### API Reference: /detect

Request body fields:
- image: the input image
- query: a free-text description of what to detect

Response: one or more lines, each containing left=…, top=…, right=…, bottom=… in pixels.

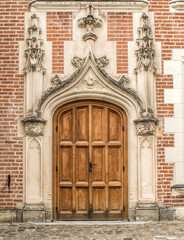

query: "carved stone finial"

left=78, top=4, right=102, bottom=41
left=119, top=75, right=129, bottom=88
left=135, top=13, right=156, bottom=73
left=22, top=116, right=46, bottom=137
left=71, top=56, right=85, bottom=68
left=24, top=14, right=45, bottom=74
left=96, top=56, right=109, bottom=68
left=134, top=114, right=158, bottom=136
left=51, top=75, right=62, bottom=86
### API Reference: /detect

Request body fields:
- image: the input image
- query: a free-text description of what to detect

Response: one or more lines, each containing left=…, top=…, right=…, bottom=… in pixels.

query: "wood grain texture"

left=53, top=101, right=128, bottom=220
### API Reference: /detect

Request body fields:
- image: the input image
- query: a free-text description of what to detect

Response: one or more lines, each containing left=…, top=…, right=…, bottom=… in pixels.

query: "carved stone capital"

left=22, top=116, right=46, bottom=137
left=134, top=115, right=158, bottom=136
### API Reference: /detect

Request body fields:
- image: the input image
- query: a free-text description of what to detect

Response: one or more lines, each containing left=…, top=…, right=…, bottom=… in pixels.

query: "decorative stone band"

left=171, top=184, right=184, bottom=195
left=134, top=115, right=159, bottom=136
left=170, top=0, right=184, bottom=12
left=22, top=116, right=47, bottom=137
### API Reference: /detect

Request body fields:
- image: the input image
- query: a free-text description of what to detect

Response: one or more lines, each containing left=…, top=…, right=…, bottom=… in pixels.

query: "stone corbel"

left=134, top=114, right=159, bottom=136
left=22, top=116, right=46, bottom=137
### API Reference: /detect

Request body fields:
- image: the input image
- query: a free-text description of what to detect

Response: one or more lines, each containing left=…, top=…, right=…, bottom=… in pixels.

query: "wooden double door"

left=53, top=101, right=128, bottom=220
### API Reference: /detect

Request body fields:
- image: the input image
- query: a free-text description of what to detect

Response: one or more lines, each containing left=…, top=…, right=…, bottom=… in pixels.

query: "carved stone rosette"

left=22, top=116, right=46, bottom=137
left=24, top=14, right=45, bottom=73
left=134, top=115, right=158, bottom=136
left=135, top=13, right=156, bottom=73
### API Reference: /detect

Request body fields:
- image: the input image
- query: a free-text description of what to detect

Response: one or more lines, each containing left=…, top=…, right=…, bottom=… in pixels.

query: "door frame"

left=52, top=100, right=128, bottom=220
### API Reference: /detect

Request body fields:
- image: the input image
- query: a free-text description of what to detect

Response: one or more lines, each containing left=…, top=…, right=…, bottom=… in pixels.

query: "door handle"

left=89, top=162, right=92, bottom=172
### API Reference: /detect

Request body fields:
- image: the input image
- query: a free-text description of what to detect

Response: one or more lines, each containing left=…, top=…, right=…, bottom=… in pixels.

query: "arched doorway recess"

left=53, top=100, right=128, bottom=220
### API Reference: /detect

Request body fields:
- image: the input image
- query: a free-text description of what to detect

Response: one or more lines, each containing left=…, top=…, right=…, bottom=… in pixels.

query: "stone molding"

left=29, top=1, right=149, bottom=12
left=134, top=115, right=159, bottom=136
left=170, top=0, right=184, bottom=12
left=22, top=116, right=46, bottom=137
left=171, top=185, right=184, bottom=195
left=37, top=53, right=144, bottom=112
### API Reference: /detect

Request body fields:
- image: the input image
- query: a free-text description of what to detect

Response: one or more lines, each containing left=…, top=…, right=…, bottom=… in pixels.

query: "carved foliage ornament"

left=134, top=114, right=158, bottom=136
left=71, top=56, right=85, bottom=68
left=135, top=13, right=156, bottom=73
left=25, top=122, right=44, bottom=137
left=24, top=14, right=45, bottom=73
left=96, top=56, right=109, bottom=68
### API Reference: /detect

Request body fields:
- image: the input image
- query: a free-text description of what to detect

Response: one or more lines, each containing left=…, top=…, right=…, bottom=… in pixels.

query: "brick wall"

left=47, top=12, right=73, bottom=74
left=107, top=12, right=133, bottom=74
left=149, top=0, right=184, bottom=206
left=0, top=0, right=30, bottom=209
left=1, top=0, right=184, bottom=210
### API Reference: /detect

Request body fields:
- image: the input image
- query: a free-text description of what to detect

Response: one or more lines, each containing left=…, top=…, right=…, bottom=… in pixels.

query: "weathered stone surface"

left=160, top=208, right=175, bottom=221
left=23, top=204, right=46, bottom=222
left=23, top=211, right=45, bottom=223
left=0, top=210, right=16, bottom=223
left=136, top=203, right=159, bottom=221
left=0, top=221, right=184, bottom=239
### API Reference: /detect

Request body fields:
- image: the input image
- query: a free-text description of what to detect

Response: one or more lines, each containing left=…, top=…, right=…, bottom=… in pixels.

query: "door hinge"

left=122, top=125, right=124, bottom=132
left=56, top=126, right=58, bottom=132
left=56, top=166, right=58, bottom=172
left=56, top=206, right=58, bottom=212
left=123, top=206, right=125, bottom=212
left=123, top=166, right=125, bottom=172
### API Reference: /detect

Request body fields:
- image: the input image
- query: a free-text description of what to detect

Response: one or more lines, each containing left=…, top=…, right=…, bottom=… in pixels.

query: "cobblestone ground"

left=0, top=221, right=184, bottom=240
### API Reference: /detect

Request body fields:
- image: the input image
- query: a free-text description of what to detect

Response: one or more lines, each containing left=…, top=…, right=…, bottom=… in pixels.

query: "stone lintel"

left=29, top=0, right=149, bottom=12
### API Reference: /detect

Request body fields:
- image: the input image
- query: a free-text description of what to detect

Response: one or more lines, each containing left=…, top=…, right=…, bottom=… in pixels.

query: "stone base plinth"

left=136, top=203, right=159, bottom=221
left=23, top=204, right=46, bottom=222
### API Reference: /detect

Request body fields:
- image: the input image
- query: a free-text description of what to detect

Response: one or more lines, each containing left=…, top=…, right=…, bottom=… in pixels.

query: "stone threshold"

left=29, top=221, right=152, bottom=225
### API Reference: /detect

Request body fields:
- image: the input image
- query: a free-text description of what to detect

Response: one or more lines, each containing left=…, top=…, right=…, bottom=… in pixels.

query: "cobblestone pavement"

left=0, top=221, right=184, bottom=240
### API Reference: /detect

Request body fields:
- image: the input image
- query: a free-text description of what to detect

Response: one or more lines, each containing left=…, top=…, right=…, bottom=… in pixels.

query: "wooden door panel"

left=108, top=187, right=121, bottom=211
left=59, top=109, right=73, bottom=142
left=92, top=106, right=105, bottom=142
left=76, top=187, right=89, bottom=212
left=76, top=147, right=89, bottom=183
left=92, top=187, right=105, bottom=211
left=59, top=187, right=72, bottom=212
left=75, top=106, right=89, bottom=142
left=54, top=101, right=127, bottom=220
left=59, top=147, right=73, bottom=182
left=108, top=109, right=121, bottom=141
left=108, top=147, right=121, bottom=182
left=92, top=147, right=105, bottom=182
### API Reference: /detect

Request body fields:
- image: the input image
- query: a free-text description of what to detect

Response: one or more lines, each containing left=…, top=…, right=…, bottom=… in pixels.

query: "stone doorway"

left=53, top=101, right=128, bottom=220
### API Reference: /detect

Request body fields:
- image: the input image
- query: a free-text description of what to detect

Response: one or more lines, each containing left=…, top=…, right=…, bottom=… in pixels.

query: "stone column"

left=134, top=115, right=159, bottom=221
left=21, top=116, right=46, bottom=222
